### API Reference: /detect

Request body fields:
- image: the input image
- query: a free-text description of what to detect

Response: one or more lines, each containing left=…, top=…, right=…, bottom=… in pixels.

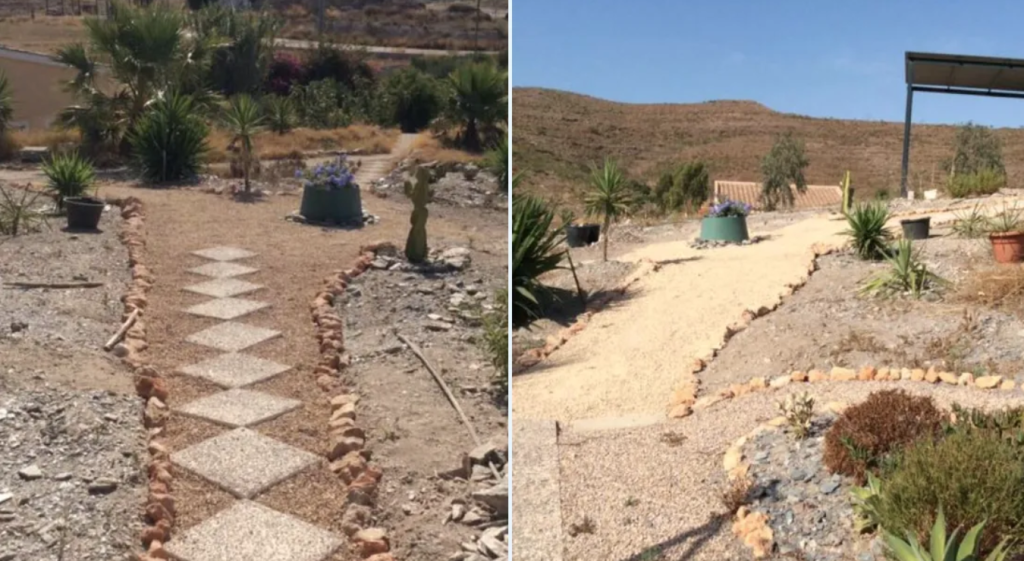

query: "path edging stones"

left=105, top=196, right=175, bottom=561
left=310, top=241, right=397, bottom=561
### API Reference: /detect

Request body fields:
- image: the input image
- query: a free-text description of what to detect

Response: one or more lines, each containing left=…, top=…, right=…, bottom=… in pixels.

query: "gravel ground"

left=0, top=205, right=145, bottom=561
left=557, top=381, right=1024, bottom=561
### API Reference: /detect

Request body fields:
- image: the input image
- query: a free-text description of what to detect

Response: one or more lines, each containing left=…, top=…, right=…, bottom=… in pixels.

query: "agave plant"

left=861, top=239, right=946, bottom=298
left=512, top=186, right=564, bottom=327
left=884, top=507, right=1012, bottom=561
left=844, top=201, right=893, bottom=260
left=42, top=153, right=96, bottom=211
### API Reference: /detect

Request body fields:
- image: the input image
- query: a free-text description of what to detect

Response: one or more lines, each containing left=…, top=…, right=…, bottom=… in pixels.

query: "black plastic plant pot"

left=900, top=217, right=930, bottom=240
left=65, top=196, right=104, bottom=230
left=566, top=224, right=587, bottom=248
left=586, top=224, right=601, bottom=245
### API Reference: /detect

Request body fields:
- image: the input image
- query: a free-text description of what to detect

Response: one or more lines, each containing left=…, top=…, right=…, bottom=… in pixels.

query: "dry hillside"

left=512, top=87, right=1024, bottom=207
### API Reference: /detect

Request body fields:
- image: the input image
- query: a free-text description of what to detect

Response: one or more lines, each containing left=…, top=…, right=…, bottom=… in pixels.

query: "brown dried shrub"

left=823, top=389, right=945, bottom=483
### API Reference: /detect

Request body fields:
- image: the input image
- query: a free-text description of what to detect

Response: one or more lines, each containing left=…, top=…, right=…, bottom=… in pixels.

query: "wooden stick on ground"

left=397, top=332, right=502, bottom=481
left=103, top=308, right=139, bottom=351
left=4, top=281, right=104, bottom=289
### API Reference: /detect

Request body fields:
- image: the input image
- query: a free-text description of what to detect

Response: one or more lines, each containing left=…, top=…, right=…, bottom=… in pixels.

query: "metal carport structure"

left=901, top=51, right=1024, bottom=197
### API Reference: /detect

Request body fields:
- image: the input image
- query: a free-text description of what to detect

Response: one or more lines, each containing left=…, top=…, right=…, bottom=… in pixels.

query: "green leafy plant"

left=288, top=79, right=349, bottom=129
left=0, top=185, right=47, bottom=236
left=823, top=389, right=944, bottom=483
left=129, top=92, right=209, bottom=183
left=222, top=94, right=265, bottom=194
left=42, top=152, right=96, bottom=210
left=843, top=201, right=893, bottom=260
left=861, top=239, right=946, bottom=298
left=0, top=69, right=12, bottom=135
left=875, top=430, right=1024, bottom=555
left=445, top=62, right=507, bottom=151
left=760, top=132, right=809, bottom=210
left=948, top=122, right=1005, bottom=178
left=653, top=161, right=710, bottom=214
left=381, top=68, right=443, bottom=132
left=988, top=205, right=1023, bottom=234
left=777, top=391, right=815, bottom=439
left=262, top=95, right=295, bottom=135
left=948, top=169, right=1005, bottom=199
left=952, top=204, right=990, bottom=238
left=481, top=288, right=508, bottom=399
left=484, top=132, right=509, bottom=190
left=512, top=185, right=564, bottom=327
left=585, top=158, right=632, bottom=262
left=883, top=507, right=1013, bottom=561
left=851, top=472, right=884, bottom=534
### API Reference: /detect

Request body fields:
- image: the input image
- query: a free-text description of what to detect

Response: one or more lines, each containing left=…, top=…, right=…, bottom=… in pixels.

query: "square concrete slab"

left=185, top=322, right=281, bottom=352
left=184, top=298, right=270, bottom=320
left=171, top=428, right=320, bottom=498
left=183, top=278, right=264, bottom=298
left=192, top=246, right=257, bottom=262
left=178, top=353, right=292, bottom=388
left=177, top=389, right=301, bottom=427
left=165, top=500, right=343, bottom=561
left=188, top=262, right=258, bottom=279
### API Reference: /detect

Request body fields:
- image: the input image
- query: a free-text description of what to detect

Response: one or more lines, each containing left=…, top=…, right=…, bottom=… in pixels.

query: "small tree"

left=760, top=132, right=809, bottom=211
left=653, top=161, right=710, bottom=214
left=585, top=159, right=632, bottom=262
left=948, top=121, right=1004, bottom=178
left=222, top=94, right=265, bottom=194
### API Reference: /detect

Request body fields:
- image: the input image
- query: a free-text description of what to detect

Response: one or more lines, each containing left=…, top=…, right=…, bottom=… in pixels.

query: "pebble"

left=87, top=478, right=119, bottom=495
left=17, top=465, right=42, bottom=481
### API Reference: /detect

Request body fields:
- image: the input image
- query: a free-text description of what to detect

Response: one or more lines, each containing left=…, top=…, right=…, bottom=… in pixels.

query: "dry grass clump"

left=409, top=133, right=483, bottom=164
left=206, top=126, right=398, bottom=164
left=823, top=389, right=945, bottom=483
left=5, top=128, right=80, bottom=157
left=957, top=265, right=1024, bottom=318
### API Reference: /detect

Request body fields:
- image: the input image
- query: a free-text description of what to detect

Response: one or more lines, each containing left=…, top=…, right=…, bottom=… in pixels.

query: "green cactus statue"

left=405, top=167, right=431, bottom=263
left=841, top=170, right=853, bottom=215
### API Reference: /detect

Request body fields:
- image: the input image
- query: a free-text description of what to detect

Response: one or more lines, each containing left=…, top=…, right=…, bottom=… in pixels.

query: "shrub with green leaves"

left=262, top=95, right=295, bottom=135
left=512, top=188, right=564, bottom=327
left=42, top=152, right=96, bottom=210
left=948, top=168, right=1006, bottom=198
left=844, top=201, right=893, bottom=260
left=861, top=239, right=946, bottom=298
left=129, top=93, right=209, bottom=183
left=948, top=122, right=1005, bottom=178
left=288, top=79, right=350, bottom=129
left=883, top=506, right=1013, bottom=561
left=381, top=68, right=443, bottom=132
left=445, top=62, right=507, bottom=151
left=760, top=132, right=809, bottom=210
left=0, top=69, right=12, bottom=135
left=484, top=133, right=509, bottom=190
left=653, top=161, right=710, bottom=214
left=875, top=430, right=1024, bottom=556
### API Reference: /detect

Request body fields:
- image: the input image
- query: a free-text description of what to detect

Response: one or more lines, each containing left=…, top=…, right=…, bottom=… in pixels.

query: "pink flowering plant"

left=708, top=198, right=752, bottom=218
left=296, top=157, right=357, bottom=191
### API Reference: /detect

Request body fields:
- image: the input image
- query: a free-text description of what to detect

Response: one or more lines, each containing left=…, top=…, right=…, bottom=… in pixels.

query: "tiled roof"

left=713, top=181, right=842, bottom=211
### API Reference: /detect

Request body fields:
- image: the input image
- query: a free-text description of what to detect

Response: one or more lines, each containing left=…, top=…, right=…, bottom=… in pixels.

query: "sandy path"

left=512, top=215, right=849, bottom=422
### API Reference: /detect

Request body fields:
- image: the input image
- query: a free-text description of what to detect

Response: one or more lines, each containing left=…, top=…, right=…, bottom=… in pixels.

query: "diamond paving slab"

left=185, top=322, right=281, bottom=352
left=192, top=246, right=257, bottom=262
left=165, top=500, right=343, bottom=561
left=178, top=352, right=291, bottom=388
left=184, top=298, right=270, bottom=320
left=183, top=278, right=264, bottom=298
left=171, top=427, right=320, bottom=498
left=188, top=261, right=259, bottom=279
left=177, top=389, right=301, bottom=427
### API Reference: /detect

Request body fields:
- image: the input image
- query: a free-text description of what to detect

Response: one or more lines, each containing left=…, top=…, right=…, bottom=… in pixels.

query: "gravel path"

left=556, top=381, right=1024, bottom=561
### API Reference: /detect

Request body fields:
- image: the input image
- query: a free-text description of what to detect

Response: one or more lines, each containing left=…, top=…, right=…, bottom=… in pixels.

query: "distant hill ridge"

left=512, top=87, right=1024, bottom=206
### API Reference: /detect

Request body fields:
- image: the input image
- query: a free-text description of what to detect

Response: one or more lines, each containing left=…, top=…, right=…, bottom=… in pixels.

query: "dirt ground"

left=0, top=206, right=146, bottom=561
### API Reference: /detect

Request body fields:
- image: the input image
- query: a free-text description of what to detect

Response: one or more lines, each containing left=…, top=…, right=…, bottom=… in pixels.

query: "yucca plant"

left=952, top=204, right=990, bottom=239
left=512, top=186, right=564, bottom=327
left=844, top=201, right=893, bottom=260
left=222, top=94, right=265, bottom=194
left=988, top=205, right=1023, bottom=234
left=884, top=507, right=1013, bottom=561
left=42, top=152, right=96, bottom=211
left=861, top=239, right=946, bottom=298
left=262, top=95, right=294, bottom=135
left=129, top=92, right=209, bottom=183
left=585, top=158, right=632, bottom=262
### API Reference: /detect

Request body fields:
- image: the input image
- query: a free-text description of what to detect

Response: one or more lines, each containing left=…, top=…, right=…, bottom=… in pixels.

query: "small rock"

left=425, top=321, right=452, bottom=332
left=401, top=503, right=416, bottom=515
left=472, top=479, right=508, bottom=517
left=18, top=464, right=43, bottom=480
left=461, top=508, right=487, bottom=525
left=53, top=473, right=72, bottom=481
left=469, top=464, right=492, bottom=482
left=0, top=493, right=12, bottom=505
left=820, top=477, right=841, bottom=495
left=88, top=478, right=119, bottom=495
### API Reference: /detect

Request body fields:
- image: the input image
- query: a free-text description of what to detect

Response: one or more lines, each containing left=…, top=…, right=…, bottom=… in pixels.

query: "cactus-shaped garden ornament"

left=841, top=170, right=853, bottom=215
left=405, top=167, right=431, bottom=263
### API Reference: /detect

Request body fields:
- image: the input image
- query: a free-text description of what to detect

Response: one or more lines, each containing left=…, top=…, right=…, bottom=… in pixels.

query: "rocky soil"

left=370, top=161, right=507, bottom=210
left=339, top=245, right=508, bottom=561
left=0, top=206, right=145, bottom=561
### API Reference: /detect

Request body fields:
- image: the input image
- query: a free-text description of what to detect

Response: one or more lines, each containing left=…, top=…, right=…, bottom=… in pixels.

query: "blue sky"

left=511, top=0, right=1024, bottom=127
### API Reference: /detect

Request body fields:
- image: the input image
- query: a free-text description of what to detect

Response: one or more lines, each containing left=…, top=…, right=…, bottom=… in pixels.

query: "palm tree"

left=585, top=158, right=632, bottom=262
left=447, top=62, right=506, bottom=152
left=222, top=94, right=265, bottom=194
left=0, top=70, right=13, bottom=135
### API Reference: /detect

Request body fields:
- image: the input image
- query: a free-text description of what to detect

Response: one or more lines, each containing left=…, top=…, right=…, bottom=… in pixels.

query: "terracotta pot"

left=989, top=231, right=1024, bottom=263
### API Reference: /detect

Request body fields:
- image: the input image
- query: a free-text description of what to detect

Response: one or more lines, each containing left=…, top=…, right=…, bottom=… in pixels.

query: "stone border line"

left=102, top=196, right=175, bottom=561
left=513, top=258, right=661, bottom=372
left=309, top=241, right=396, bottom=561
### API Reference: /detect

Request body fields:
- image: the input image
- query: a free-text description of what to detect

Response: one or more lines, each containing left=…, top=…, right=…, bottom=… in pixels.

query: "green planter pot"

left=299, top=185, right=362, bottom=225
left=700, top=215, right=749, bottom=242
